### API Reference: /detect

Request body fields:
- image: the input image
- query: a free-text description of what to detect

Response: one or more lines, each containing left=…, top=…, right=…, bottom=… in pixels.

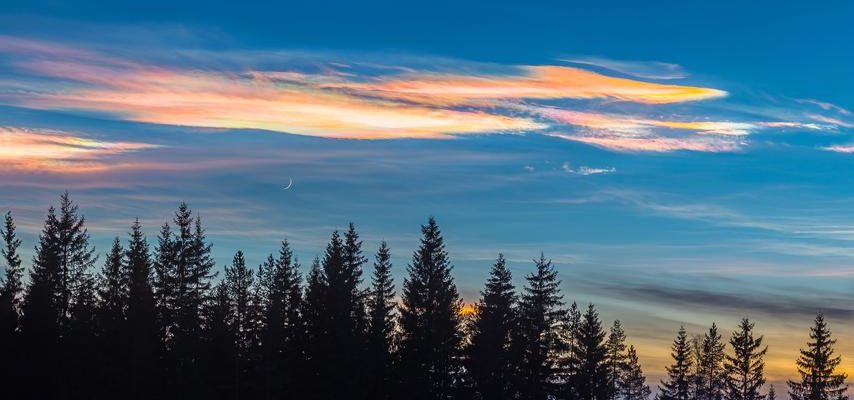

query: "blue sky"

left=0, top=0, right=852, bottom=388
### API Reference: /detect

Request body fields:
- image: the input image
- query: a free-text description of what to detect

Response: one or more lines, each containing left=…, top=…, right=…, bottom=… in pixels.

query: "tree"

left=224, top=250, right=258, bottom=399
left=606, top=320, right=629, bottom=400
left=767, top=385, right=776, bottom=400
left=725, top=318, right=767, bottom=400
left=203, top=281, right=236, bottom=399
left=366, top=241, right=396, bottom=400
left=572, top=303, right=610, bottom=400
left=0, top=211, right=23, bottom=338
left=787, top=314, right=848, bottom=400
left=398, top=217, right=463, bottom=400
left=621, top=346, right=651, bottom=400
left=302, top=227, right=368, bottom=400
left=0, top=211, right=23, bottom=398
left=466, top=253, right=517, bottom=400
left=659, top=326, right=694, bottom=400
left=515, top=253, right=566, bottom=400
left=698, top=324, right=727, bottom=400
left=97, top=237, right=129, bottom=398
left=125, top=219, right=159, bottom=400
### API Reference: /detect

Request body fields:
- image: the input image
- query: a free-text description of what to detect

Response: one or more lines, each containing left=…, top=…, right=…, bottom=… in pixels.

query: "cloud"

left=561, top=162, right=616, bottom=175
left=0, top=126, right=159, bottom=172
left=821, top=144, right=854, bottom=153
left=561, top=56, right=688, bottom=80
left=0, top=35, right=845, bottom=153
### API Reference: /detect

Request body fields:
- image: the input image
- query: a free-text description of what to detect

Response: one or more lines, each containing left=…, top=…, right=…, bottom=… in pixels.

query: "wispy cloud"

left=561, top=162, right=616, bottom=175
left=0, top=126, right=158, bottom=172
left=560, top=56, right=688, bottom=80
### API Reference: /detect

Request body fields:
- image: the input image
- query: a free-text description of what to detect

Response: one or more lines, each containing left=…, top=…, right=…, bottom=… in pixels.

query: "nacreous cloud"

left=0, top=36, right=847, bottom=151
left=0, top=126, right=158, bottom=172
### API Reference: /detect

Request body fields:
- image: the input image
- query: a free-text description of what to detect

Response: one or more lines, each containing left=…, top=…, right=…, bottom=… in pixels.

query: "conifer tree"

left=466, top=253, right=517, bottom=400
left=125, top=219, right=159, bottom=399
left=767, top=385, right=776, bottom=400
left=559, top=301, right=583, bottom=399
left=659, top=326, right=694, bottom=400
left=0, top=211, right=23, bottom=398
left=398, top=217, right=463, bottom=400
left=67, top=268, right=99, bottom=398
left=787, top=314, right=848, bottom=400
left=203, top=281, right=236, bottom=399
left=698, top=324, right=727, bottom=400
left=97, top=237, right=129, bottom=398
left=572, top=303, right=610, bottom=400
left=366, top=241, right=396, bottom=400
left=725, top=318, right=767, bottom=400
left=606, top=320, right=629, bottom=400
left=0, top=211, right=23, bottom=338
left=224, top=250, right=257, bottom=399
left=621, top=346, right=651, bottom=400
left=515, top=253, right=566, bottom=400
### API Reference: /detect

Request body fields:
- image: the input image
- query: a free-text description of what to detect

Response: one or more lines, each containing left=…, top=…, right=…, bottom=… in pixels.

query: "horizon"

left=0, top=1, right=852, bottom=397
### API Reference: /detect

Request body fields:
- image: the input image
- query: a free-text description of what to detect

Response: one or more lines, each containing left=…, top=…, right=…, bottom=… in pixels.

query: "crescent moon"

left=283, top=178, right=293, bottom=190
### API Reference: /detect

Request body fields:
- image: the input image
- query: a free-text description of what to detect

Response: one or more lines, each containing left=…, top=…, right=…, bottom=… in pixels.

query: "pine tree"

left=302, top=227, right=368, bottom=400
left=725, top=318, right=767, bottom=400
left=0, top=211, right=23, bottom=398
left=398, top=217, right=463, bottom=400
left=606, top=320, right=629, bottom=400
left=125, top=219, right=159, bottom=400
left=224, top=250, right=257, bottom=399
left=787, top=314, right=848, bottom=400
left=698, top=324, right=727, bottom=400
left=366, top=241, right=396, bottom=400
left=659, top=326, right=694, bottom=400
left=66, top=268, right=98, bottom=398
left=621, top=346, right=651, bottom=400
left=515, top=253, right=566, bottom=400
left=766, top=385, right=776, bottom=400
left=466, top=253, right=517, bottom=400
left=559, top=301, right=583, bottom=399
left=572, top=303, right=610, bottom=400
left=97, top=237, right=129, bottom=398
left=203, top=281, right=236, bottom=399
left=0, top=211, right=23, bottom=338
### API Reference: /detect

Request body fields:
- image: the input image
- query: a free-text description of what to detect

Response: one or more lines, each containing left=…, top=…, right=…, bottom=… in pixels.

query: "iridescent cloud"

left=0, top=126, right=158, bottom=172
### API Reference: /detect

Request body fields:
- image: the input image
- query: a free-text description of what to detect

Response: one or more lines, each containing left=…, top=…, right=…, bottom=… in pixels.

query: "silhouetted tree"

left=698, top=324, right=727, bottom=400
left=766, top=385, right=776, bottom=400
left=659, top=326, right=694, bottom=400
left=97, top=237, right=129, bottom=399
left=572, top=304, right=610, bottom=400
left=366, top=241, right=396, bottom=400
left=787, top=314, right=848, bottom=400
left=725, top=318, right=767, bottom=400
left=620, top=346, right=651, bottom=400
left=466, top=253, right=517, bottom=400
left=203, top=281, right=236, bottom=400
left=398, top=217, right=463, bottom=400
left=0, top=211, right=23, bottom=398
left=125, top=219, right=159, bottom=400
left=515, top=253, right=566, bottom=400
left=606, top=320, right=629, bottom=400
left=224, top=250, right=257, bottom=399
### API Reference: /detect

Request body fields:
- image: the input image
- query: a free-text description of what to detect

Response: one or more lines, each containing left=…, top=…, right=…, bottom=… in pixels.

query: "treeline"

left=0, top=193, right=848, bottom=400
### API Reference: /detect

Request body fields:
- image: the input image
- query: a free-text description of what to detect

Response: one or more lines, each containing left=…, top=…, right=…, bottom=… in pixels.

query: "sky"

left=1, top=1, right=852, bottom=393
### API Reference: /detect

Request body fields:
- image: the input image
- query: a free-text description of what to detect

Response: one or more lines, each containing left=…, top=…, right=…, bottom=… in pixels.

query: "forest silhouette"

left=0, top=193, right=848, bottom=400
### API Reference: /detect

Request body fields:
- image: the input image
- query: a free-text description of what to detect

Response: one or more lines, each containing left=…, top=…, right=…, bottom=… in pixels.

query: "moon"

left=283, top=178, right=293, bottom=190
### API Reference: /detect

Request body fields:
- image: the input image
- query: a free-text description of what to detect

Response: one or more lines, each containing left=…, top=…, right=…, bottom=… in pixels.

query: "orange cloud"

left=326, top=65, right=727, bottom=105
left=0, top=127, right=158, bottom=172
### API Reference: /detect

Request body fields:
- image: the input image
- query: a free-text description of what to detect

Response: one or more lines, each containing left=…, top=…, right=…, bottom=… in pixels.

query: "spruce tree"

left=606, top=320, right=629, bottom=400
left=466, top=253, right=517, bottom=400
left=659, top=326, right=694, bottom=400
left=203, top=281, right=236, bottom=399
left=572, top=303, right=610, bottom=400
left=398, top=217, right=463, bottom=400
left=224, top=250, right=257, bottom=399
left=620, top=346, right=651, bottom=400
left=515, top=253, right=566, bottom=400
left=366, top=241, right=396, bottom=400
left=767, top=385, right=776, bottom=400
left=787, top=314, right=848, bottom=400
left=725, top=318, right=767, bottom=400
left=560, top=301, right=583, bottom=399
left=0, top=211, right=23, bottom=398
left=698, top=324, right=727, bottom=400
left=0, top=211, right=23, bottom=338
left=125, top=219, right=159, bottom=399
left=96, top=237, right=129, bottom=398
